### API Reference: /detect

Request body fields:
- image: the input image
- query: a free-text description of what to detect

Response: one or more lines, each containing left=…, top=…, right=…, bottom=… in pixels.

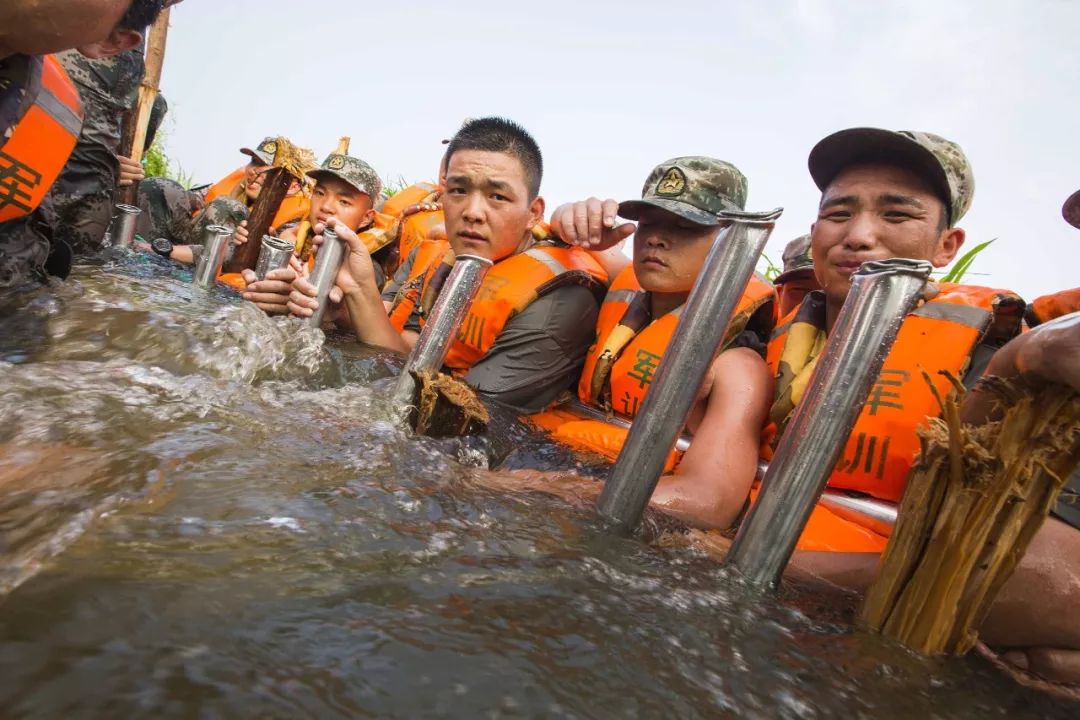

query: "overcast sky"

left=159, top=0, right=1078, bottom=300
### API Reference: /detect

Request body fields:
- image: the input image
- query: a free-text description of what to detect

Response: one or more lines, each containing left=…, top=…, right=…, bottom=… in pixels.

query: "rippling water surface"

left=0, top=252, right=1074, bottom=718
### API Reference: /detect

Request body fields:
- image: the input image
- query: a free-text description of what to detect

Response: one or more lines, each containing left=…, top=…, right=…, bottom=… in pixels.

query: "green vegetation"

left=935, top=239, right=994, bottom=283
left=142, top=128, right=194, bottom=189
left=382, top=175, right=410, bottom=199
left=758, top=253, right=782, bottom=282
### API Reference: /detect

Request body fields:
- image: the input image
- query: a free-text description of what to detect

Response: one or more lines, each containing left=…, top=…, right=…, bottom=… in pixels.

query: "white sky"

left=159, top=0, right=1078, bottom=300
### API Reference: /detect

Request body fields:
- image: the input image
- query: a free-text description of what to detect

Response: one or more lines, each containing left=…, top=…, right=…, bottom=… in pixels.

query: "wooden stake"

left=116, top=7, right=172, bottom=204
left=222, top=167, right=293, bottom=273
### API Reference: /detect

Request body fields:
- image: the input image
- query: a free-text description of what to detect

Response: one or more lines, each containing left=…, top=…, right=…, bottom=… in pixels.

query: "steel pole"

left=727, top=258, right=933, bottom=589
left=191, top=224, right=232, bottom=288
left=389, top=254, right=493, bottom=417
left=306, top=229, right=346, bottom=328
left=596, top=208, right=782, bottom=532
left=254, top=234, right=294, bottom=281
left=108, top=204, right=141, bottom=248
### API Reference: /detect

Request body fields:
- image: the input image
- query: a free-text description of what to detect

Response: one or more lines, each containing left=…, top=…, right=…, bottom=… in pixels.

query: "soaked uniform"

left=46, top=49, right=151, bottom=255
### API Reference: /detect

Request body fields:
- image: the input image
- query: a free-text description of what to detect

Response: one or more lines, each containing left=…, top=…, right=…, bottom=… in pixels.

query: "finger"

left=601, top=199, right=620, bottom=228
left=117, top=179, right=133, bottom=187
left=329, top=286, right=343, bottom=304
left=572, top=202, right=589, bottom=246
left=585, top=197, right=603, bottom=244
left=240, top=269, right=257, bottom=285
left=611, top=222, right=636, bottom=243
left=287, top=300, right=313, bottom=318
left=243, top=291, right=290, bottom=306
left=244, top=279, right=292, bottom=295
left=293, top=277, right=318, bottom=298
left=255, top=302, right=291, bottom=315
left=265, top=267, right=297, bottom=283
left=288, top=290, right=317, bottom=313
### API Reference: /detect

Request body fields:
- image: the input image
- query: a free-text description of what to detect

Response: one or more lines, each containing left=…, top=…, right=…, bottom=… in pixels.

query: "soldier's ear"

left=77, top=30, right=143, bottom=60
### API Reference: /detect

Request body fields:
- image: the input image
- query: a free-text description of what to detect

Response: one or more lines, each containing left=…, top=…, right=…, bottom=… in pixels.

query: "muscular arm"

left=648, top=347, right=773, bottom=530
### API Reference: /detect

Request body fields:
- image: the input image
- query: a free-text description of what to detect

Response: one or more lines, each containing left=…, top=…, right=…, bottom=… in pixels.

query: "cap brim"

left=773, top=265, right=816, bottom=285
left=617, top=198, right=723, bottom=226
left=1063, top=189, right=1080, bottom=230
left=240, top=148, right=273, bottom=165
left=808, top=128, right=950, bottom=211
left=306, top=169, right=372, bottom=197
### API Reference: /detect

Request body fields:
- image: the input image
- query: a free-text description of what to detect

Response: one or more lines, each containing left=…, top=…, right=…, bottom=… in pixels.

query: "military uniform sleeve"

left=464, top=284, right=600, bottom=414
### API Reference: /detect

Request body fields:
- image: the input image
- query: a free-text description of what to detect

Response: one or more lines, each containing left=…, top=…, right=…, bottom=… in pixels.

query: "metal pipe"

left=727, top=258, right=933, bottom=589
left=389, top=254, right=493, bottom=416
left=108, top=204, right=141, bottom=248
left=254, top=234, right=294, bottom=281
left=305, top=228, right=346, bottom=328
left=754, top=460, right=897, bottom=535
left=191, top=224, right=232, bottom=288
left=596, top=208, right=783, bottom=533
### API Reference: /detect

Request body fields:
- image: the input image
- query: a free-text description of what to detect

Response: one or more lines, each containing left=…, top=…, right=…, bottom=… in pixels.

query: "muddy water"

left=0, top=252, right=1073, bottom=718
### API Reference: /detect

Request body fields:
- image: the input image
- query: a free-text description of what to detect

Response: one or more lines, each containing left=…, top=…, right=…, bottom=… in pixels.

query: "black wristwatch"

left=150, top=237, right=173, bottom=259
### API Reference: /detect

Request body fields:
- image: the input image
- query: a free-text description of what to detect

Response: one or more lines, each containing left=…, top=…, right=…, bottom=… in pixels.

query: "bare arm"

left=649, top=347, right=773, bottom=530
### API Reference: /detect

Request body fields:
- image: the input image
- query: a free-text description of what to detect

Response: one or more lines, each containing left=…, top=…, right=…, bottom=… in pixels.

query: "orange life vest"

left=529, top=267, right=777, bottom=466
left=200, top=168, right=311, bottom=231
left=411, top=243, right=608, bottom=374
left=203, top=168, right=245, bottom=205
left=387, top=237, right=451, bottom=331
left=759, top=283, right=1023, bottom=552
left=398, top=207, right=447, bottom=265
left=1026, top=287, right=1080, bottom=327
left=380, top=181, right=438, bottom=218
left=0, top=55, right=83, bottom=222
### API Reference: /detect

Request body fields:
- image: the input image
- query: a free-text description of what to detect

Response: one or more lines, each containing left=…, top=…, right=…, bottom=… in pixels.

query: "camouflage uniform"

left=46, top=49, right=145, bottom=255
left=0, top=55, right=49, bottom=287
left=135, top=137, right=283, bottom=262
left=137, top=178, right=248, bottom=263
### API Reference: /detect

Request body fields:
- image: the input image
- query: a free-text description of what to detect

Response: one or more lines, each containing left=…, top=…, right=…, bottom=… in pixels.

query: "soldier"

left=289, top=117, right=608, bottom=413
left=772, top=233, right=820, bottom=317
left=44, top=48, right=154, bottom=256
left=0, top=0, right=167, bottom=287
left=137, top=137, right=309, bottom=266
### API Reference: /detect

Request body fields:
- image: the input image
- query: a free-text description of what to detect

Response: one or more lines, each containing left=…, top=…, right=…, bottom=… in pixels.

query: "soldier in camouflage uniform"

left=137, top=137, right=304, bottom=265
left=44, top=48, right=160, bottom=256
left=0, top=0, right=168, bottom=288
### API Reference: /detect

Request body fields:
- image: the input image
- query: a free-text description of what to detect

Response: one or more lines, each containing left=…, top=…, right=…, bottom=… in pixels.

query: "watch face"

left=150, top=237, right=173, bottom=256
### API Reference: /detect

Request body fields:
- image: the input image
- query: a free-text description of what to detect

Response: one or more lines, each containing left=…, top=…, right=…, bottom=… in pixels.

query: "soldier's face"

left=811, top=164, right=964, bottom=309
left=3, top=0, right=132, bottom=56
left=442, top=150, right=543, bottom=261
left=310, top=177, right=373, bottom=231
left=632, top=207, right=723, bottom=295
left=244, top=160, right=270, bottom=186
left=777, top=272, right=820, bottom=317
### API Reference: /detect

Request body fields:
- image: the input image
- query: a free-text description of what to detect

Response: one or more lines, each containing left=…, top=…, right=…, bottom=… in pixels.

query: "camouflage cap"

left=1063, top=189, right=1080, bottom=230
left=808, top=128, right=974, bottom=226
left=618, top=156, right=748, bottom=226
left=307, top=153, right=382, bottom=199
left=240, top=137, right=278, bottom=166
left=774, top=233, right=814, bottom=284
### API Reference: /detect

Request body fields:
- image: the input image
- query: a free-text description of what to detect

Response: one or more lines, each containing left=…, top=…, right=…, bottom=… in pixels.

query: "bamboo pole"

left=116, top=7, right=172, bottom=205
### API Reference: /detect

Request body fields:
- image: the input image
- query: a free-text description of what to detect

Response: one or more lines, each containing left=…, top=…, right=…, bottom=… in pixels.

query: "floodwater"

left=0, top=251, right=1074, bottom=719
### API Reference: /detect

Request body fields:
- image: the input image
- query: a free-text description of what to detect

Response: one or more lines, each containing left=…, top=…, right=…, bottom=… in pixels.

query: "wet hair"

left=444, top=117, right=543, bottom=199
left=116, top=0, right=166, bottom=32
